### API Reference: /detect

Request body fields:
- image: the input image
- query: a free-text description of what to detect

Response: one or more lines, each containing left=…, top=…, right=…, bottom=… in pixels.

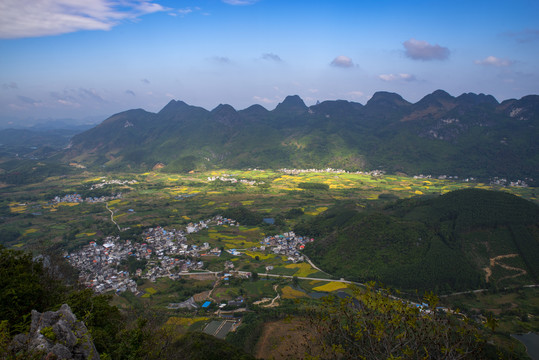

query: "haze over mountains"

left=64, top=90, right=538, bottom=180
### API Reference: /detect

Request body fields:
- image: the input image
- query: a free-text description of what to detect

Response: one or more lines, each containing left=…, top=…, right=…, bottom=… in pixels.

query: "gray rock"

left=52, top=343, right=73, bottom=359
left=9, top=304, right=100, bottom=360
left=53, top=320, right=78, bottom=348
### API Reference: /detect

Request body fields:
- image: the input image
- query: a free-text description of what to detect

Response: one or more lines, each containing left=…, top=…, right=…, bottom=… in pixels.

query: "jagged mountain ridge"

left=65, top=90, right=539, bottom=179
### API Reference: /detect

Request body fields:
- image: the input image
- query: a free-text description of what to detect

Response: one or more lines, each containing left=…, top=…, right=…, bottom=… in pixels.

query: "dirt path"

left=207, top=279, right=220, bottom=302
left=105, top=202, right=121, bottom=232
left=484, top=254, right=527, bottom=283
left=257, top=284, right=280, bottom=308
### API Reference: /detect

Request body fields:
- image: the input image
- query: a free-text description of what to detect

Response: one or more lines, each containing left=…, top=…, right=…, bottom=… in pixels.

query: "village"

left=66, top=215, right=315, bottom=296
left=51, top=192, right=123, bottom=204
left=207, top=174, right=261, bottom=186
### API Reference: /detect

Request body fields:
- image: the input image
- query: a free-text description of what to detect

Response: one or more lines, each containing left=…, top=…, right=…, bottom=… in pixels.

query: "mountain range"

left=64, top=90, right=538, bottom=180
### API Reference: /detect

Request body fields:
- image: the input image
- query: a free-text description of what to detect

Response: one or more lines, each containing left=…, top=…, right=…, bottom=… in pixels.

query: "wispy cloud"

left=504, top=28, right=539, bottom=43
left=0, top=0, right=168, bottom=39
left=261, top=53, right=282, bottom=62
left=141, top=78, right=151, bottom=84
left=2, top=82, right=18, bottom=90
left=403, top=38, right=450, bottom=61
left=253, top=96, right=276, bottom=104
left=330, top=55, right=354, bottom=68
left=222, top=0, right=260, bottom=5
left=210, top=56, right=231, bottom=64
left=125, top=90, right=136, bottom=96
left=51, top=88, right=105, bottom=104
left=173, top=6, right=201, bottom=17
left=347, top=91, right=364, bottom=99
left=378, top=73, right=416, bottom=82
left=178, top=8, right=193, bottom=15
left=18, top=95, right=41, bottom=105
left=78, top=88, right=105, bottom=102
left=474, top=56, right=514, bottom=67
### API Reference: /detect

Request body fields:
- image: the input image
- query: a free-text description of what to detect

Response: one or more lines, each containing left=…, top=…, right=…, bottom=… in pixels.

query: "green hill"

left=63, top=90, right=539, bottom=180
left=299, top=189, right=539, bottom=293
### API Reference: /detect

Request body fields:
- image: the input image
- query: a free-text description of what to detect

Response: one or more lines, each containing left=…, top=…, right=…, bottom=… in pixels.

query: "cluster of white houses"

left=66, top=216, right=235, bottom=293
left=66, top=215, right=316, bottom=295
left=207, top=175, right=261, bottom=186
left=260, top=231, right=314, bottom=263
left=51, top=193, right=123, bottom=204
left=279, top=168, right=385, bottom=176
left=89, top=179, right=138, bottom=190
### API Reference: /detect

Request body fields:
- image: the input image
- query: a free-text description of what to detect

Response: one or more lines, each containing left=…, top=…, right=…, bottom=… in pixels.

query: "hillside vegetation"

left=63, top=90, right=539, bottom=181
left=300, top=189, right=539, bottom=293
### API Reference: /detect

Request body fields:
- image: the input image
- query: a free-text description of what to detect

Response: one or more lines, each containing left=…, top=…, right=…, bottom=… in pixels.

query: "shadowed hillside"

left=299, top=189, right=539, bottom=293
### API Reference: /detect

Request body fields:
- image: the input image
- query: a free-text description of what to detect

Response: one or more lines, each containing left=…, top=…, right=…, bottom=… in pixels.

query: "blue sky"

left=1, top=0, right=538, bottom=124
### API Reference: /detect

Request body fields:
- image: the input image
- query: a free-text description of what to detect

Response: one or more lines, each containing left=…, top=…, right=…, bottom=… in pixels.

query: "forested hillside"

left=63, top=90, right=539, bottom=180
left=300, top=189, right=539, bottom=293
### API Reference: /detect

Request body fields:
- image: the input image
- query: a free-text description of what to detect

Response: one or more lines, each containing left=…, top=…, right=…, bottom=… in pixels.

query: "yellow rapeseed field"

left=244, top=251, right=273, bottom=260
left=312, top=282, right=348, bottom=292
left=281, top=286, right=308, bottom=299
left=285, top=263, right=317, bottom=277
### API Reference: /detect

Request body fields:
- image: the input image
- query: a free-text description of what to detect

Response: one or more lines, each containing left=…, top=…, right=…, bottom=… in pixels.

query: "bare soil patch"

left=255, top=319, right=320, bottom=360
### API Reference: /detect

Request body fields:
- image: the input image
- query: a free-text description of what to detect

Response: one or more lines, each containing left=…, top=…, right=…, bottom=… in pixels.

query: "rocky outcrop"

left=10, top=304, right=99, bottom=359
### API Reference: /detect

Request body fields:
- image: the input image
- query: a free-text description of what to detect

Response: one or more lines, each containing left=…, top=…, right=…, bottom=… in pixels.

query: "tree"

left=305, top=282, right=486, bottom=359
left=0, top=246, right=67, bottom=335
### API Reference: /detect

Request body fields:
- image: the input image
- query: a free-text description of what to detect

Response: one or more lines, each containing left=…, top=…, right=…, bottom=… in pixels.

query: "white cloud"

left=222, top=0, right=260, bottom=5
left=330, top=55, right=354, bottom=68
left=403, top=38, right=450, bottom=61
left=347, top=91, right=365, bottom=99
left=178, top=8, right=193, bottom=15
left=176, top=7, right=202, bottom=16
left=378, top=73, right=416, bottom=82
left=0, top=0, right=168, bottom=39
left=474, top=56, right=514, bottom=67
left=253, top=96, right=276, bottom=104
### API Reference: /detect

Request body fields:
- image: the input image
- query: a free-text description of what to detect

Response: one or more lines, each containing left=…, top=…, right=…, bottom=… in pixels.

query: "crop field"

left=1, top=168, right=537, bottom=358
left=311, top=281, right=349, bottom=292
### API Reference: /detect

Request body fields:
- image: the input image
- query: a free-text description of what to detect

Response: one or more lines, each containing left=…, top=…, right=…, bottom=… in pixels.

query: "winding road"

left=105, top=202, right=121, bottom=232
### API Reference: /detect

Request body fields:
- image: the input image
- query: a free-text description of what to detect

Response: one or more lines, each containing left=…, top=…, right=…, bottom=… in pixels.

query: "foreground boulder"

left=10, top=304, right=99, bottom=359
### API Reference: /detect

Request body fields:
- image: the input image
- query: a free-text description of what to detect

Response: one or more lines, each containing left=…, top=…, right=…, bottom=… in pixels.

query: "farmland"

left=1, top=168, right=537, bottom=358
